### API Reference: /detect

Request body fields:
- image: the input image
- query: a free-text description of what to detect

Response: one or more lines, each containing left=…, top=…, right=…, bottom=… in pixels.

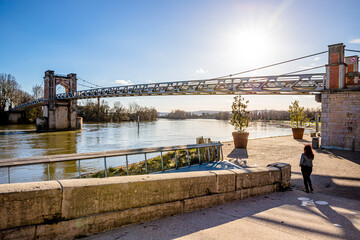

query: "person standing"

left=300, top=144, right=314, bottom=193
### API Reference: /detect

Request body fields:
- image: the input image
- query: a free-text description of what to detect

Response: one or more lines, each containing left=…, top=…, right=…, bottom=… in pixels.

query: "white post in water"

left=137, top=115, right=140, bottom=129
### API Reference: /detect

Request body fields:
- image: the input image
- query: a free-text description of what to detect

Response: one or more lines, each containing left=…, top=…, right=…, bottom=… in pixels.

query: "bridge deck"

left=11, top=73, right=325, bottom=111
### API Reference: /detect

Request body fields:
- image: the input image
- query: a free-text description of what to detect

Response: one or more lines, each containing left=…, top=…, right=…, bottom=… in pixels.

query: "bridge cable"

left=215, top=50, right=328, bottom=79
left=345, top=49, right=360, bottom=53
left=78, top=77, right=104, bottom=88
left=276, top=65, right=325, bottom=77
left=78, top=83, right=97, bottom=89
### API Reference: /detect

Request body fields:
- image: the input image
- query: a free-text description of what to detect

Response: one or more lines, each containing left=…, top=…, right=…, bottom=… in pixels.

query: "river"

left=0, top=119, right=314, bottom=183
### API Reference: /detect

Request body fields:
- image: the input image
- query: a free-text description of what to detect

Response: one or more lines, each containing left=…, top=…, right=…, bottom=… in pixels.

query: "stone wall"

left=7, top=112, right=22, bottom=124
left=0, top=163, right=290, bottom=240
left=321, top=90, right=360, bottom=151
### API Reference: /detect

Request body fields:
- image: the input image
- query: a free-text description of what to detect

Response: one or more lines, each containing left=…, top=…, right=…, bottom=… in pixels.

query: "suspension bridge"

left=12, top=73, right=326, bottom=111
left=5, top=43, right=360, bottom=152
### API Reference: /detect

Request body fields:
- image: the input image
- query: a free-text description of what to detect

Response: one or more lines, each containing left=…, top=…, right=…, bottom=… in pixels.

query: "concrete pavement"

left=84, top=135, right=360, bottom=240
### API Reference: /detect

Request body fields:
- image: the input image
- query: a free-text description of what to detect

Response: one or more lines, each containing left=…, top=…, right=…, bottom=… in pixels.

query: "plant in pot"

left=288, top=100, right=309, bottom=139
left=230, top=95, right=251, bottom=148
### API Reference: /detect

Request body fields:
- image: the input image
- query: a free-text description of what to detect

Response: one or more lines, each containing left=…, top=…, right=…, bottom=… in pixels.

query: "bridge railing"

left=10, top=97, right=45, bottom=111
left=0, top=142, right=223, bottom=184
left=10, top=73, right=325, bottom=111
left=57, top=73, right=325, bottom=100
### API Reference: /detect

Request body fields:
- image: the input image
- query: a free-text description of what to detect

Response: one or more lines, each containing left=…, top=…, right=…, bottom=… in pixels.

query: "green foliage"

left=81, top=100, right=157, bottom=122
left=230, top=95, right=250, bottom=132
left=83, top=147, right=219, bottom=178
left=288, top=100, right=309, bottom=128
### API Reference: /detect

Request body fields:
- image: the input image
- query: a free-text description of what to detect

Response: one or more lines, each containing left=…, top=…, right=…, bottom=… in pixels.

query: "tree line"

left=165, top=110, right=232, bottom=120
left=80, top=100, right=157, bottom=122
left=1, top=73, right=157, bottom=124
left=0, top=73, right=43, bottom=123
left=163, top=108, right=321, bottom=121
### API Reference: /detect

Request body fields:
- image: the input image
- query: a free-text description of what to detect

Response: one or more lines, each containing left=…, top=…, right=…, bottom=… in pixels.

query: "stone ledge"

left=0, top=163, right=291, bottom=240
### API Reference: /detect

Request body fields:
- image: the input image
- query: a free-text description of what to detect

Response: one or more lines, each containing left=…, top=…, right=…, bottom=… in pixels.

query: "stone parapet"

left=0, top=163, right=291, bottom=239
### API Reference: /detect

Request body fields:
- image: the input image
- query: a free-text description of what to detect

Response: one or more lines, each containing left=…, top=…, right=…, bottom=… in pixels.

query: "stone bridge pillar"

left=321, top=43, right=360, bottom=151
left=36, top=70, right=82, bottom=131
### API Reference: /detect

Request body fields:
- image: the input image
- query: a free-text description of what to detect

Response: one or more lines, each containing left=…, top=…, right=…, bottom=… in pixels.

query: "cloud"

left=115, top=80, right=133, bottom=85
left=349, top=38, right=360, bottom=44
left=196, top=68, right=208, bottom=74
left=314, top=57, right=320, bottom=61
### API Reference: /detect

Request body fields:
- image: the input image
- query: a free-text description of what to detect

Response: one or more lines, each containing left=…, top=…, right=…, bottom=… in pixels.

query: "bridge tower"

left=321, top=43, right=360, bottom=151
left=36, top=70, right=82, bottom=131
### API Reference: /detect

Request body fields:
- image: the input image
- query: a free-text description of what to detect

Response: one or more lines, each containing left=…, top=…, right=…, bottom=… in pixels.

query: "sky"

left=1, top=0, right=360, bottom=112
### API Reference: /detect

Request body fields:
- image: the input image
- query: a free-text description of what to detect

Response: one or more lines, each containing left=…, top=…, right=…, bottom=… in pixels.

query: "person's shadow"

left=316, top=203, right=360, bottom=239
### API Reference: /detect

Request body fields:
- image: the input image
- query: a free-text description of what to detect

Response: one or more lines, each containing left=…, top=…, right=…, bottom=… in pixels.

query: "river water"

left=0, top=119, right=313, bottom=183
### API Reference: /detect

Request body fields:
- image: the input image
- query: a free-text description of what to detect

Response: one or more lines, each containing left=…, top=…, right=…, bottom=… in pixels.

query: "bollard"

left=312, top=137, right=319, bottom=149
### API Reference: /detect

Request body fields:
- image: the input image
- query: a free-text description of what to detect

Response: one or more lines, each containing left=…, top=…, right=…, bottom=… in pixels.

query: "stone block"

left=249, top=184, right=277, bottom=197
left=0, top=226, right=35, bottom=240
left=59, top=172, right=216, bottom=220
left=183, top=194, right=220, bottom=213
left=230, top=169, right=251, bottom=189
left=266, top=162, right=291, bottom=188
left=209, top=170, right=236, bottom=193
left=35, top=201, right=183, bottom=240
left=0, top=181, right=62, bottom=230
left=238, top=188, right=250, bottom=199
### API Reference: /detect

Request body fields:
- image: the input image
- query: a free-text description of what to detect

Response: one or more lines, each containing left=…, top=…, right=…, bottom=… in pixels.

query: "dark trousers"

left=301, top=166, right=313, bottom=191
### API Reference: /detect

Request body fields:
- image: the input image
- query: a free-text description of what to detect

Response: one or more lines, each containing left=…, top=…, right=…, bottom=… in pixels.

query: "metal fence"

left=0, top=142, right=223, bottom=184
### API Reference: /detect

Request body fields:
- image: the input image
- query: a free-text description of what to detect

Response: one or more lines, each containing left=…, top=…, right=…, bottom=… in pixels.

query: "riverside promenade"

left=85, top=135, right=360, bottom=240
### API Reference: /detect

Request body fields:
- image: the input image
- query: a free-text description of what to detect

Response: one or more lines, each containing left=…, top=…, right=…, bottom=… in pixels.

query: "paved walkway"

left=85, top=135, right=360, bottom=240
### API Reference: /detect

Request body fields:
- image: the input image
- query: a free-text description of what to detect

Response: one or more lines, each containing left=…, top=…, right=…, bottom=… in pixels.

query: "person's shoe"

left=304, top=189, right=309, bottom=193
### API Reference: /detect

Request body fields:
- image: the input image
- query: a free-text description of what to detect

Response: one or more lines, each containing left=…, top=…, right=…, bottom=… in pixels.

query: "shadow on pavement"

left=314, top=148, right=360, bottom=166
left=227, top=148, right=248, bottom=159
left=85, top=189, right=360, bottom=240
left=291, top=171, right=360, bottom=200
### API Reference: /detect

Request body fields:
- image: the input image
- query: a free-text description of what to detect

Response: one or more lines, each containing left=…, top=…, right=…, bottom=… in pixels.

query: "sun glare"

left=224, top=25, right=278, bottom=67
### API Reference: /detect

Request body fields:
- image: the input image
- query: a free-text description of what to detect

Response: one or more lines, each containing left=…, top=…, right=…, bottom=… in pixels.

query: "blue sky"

left=1, top=0, right=360, bottom=111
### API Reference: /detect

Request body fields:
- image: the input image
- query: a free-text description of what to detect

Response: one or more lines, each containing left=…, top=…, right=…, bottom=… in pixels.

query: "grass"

left=83, top=147, right=219, bottom=178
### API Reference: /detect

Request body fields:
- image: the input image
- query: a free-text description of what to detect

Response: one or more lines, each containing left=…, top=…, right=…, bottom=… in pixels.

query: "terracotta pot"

left=232, top=132, right=249, bottom=148
left=292, top=128, right=304, bottom=139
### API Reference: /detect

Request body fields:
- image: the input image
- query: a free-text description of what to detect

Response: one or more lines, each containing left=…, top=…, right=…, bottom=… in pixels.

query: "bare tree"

left=32, top=84, right=44, bottom=99
left=0, top=73, right=20, bottom=111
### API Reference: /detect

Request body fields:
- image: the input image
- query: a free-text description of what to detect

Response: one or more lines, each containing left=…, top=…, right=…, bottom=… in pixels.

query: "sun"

left=223, top=25, right=278, bottom=67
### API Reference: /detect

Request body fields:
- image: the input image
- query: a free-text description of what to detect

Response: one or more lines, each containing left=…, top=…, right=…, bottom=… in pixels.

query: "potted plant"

left=230, top=95, right=251, bottom=148
left=288, top=100, right=309, bottom=139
